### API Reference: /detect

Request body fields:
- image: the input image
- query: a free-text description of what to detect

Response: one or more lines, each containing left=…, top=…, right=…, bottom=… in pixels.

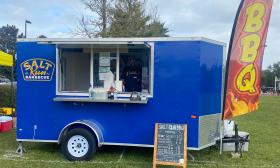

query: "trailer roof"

left=17, top=37, right=227, bottom=46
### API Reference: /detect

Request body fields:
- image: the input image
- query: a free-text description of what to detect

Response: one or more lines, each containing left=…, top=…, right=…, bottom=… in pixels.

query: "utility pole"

left=275, top=76, right=279, bottom=93
left=25, top=20, right=32, bottom=38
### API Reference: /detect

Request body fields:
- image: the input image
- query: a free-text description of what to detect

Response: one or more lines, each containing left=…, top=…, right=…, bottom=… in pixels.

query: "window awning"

left=0, top=51, right=13, bottom=67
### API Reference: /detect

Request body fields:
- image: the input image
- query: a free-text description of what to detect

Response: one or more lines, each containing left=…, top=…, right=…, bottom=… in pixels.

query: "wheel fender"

left=58, top=120, right=104, bottom=147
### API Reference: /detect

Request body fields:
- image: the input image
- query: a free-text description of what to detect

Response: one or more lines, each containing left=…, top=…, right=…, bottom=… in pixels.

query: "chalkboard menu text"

left=153, top=123, right=187, bottom=168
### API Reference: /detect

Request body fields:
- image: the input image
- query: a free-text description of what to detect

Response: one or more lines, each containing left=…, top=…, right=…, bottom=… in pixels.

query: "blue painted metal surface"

left=199, top=41, right=223, bottom=116
left=16, top=40, right=223, bottom=149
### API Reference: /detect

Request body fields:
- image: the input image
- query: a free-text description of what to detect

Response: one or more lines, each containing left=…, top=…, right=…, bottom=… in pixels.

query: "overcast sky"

left=0, top=0, right=279, bottom=69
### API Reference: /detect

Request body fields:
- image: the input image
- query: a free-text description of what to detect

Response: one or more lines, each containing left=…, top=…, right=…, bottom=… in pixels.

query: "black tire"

left=61, top=128, right=97, bottom=161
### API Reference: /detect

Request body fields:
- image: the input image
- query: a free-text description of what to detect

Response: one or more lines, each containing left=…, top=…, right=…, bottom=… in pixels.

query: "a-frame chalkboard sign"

left=153, top=123, right=187, bottom=168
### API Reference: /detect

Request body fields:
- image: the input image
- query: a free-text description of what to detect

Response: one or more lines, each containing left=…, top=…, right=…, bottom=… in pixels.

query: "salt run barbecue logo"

left=21, top=58, right=55, bottom=81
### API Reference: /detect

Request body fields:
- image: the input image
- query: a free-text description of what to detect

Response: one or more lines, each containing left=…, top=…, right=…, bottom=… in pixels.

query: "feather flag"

left=223, top=0, right=273, bottom=119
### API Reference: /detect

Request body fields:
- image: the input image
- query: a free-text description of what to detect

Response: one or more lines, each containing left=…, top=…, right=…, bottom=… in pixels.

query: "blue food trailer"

left=16, top=37, right=226, bottom=161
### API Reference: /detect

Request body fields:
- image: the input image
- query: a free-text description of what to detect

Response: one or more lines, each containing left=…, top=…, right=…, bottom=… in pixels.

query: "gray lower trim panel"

left=199, top=113, right=222, bottom=148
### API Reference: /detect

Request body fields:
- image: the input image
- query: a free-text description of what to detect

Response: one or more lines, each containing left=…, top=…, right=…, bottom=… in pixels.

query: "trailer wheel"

left=61, top=128, right=97, bottom=161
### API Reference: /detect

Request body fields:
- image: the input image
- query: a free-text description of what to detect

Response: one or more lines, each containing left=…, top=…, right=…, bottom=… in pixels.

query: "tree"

left=38, top=35, right=47, bottom=38
left=144, top=21, right=169, bottom=37
left=76, top=0, right=113, bottom=37
left=109, top=0, right=169, bottom=37
left=144, top=6, right=169, bottom=37
left=262, top=69, right=274, bottom=87
left=269, top=62, right=280, bottom=78
left=76, top=0, right=169, bottom=37
left=18, top=33, right=24, bottom=38
left=0, top=25, right=19, bottom=55
left=261, top=62, right=280, bottom=87
left=0, top=25, right=20, bottom=80
left=109, top=0, right=150, bottom=37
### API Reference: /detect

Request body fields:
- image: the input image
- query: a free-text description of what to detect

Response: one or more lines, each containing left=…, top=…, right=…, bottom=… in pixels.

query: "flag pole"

left=219, top=0, right=245, bottom=155
left=222, top=0, right=245, bottom=120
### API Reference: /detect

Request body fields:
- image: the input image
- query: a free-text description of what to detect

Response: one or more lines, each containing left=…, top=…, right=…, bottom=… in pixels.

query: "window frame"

left=56, top=42, right=154, bottom=98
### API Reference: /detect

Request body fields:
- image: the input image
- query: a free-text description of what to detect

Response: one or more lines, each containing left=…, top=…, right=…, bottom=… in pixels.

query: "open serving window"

left=54, top=42, right=154, bottom=104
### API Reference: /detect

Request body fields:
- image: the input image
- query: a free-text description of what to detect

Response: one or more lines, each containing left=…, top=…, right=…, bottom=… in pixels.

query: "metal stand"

left=188, top=152, right=195, bottom=161
left=16, top=142, right=26, bottom=156
left=231, top=124, right=241, bottom=158
left=10, top=60, right=14, bottom=114
left=219, top=120, right=223, bottom=155
left=230, top=124, right=249, bottom=158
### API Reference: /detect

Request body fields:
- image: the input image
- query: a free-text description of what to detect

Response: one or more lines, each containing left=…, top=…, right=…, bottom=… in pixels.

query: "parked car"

left=0, top=77, right=10, bottom=83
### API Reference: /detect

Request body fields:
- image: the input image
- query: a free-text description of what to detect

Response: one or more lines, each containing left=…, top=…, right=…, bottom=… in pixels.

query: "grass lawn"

left=0, top=96, right=280, bottom=168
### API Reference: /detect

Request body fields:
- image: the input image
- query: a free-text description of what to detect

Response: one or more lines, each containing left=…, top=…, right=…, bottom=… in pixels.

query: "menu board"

left=153, top=123, right=187, bottom=168
left=99, top=52, right=111, bottom=81
left=99, top=52, right=110, bottom=66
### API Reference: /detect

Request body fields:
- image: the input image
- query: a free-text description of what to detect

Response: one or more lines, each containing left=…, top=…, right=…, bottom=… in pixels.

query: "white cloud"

left=0, top=0, right=279, bottom=68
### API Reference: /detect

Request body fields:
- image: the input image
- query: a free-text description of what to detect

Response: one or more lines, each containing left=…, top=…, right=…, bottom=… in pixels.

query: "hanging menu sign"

left=153, top=123, right=187, bottom=168
left=99, top=52, right=110, bottom=66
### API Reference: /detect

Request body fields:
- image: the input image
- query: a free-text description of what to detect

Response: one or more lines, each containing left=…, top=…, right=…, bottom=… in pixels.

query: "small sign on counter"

left=153, top=123, right=187, bottom=168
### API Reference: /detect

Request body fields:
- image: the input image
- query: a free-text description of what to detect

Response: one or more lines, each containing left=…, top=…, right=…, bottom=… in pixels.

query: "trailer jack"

left=16, top=142, right=26, bottom=156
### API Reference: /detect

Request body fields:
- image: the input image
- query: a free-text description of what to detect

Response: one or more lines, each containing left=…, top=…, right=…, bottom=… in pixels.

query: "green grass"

left=1, top=96, right=280, bottom=167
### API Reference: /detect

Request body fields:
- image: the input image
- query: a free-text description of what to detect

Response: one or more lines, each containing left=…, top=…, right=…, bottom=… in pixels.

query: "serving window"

left=56, top=42, right=154, bottom=102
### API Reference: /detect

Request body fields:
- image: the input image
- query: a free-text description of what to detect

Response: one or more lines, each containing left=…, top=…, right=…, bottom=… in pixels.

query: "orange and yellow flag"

left=223, top=0, right=273, bottom=120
